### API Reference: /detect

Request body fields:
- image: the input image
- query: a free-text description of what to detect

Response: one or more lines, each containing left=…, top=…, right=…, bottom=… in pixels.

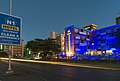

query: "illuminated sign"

left=0, top=13, right=21, bottom=45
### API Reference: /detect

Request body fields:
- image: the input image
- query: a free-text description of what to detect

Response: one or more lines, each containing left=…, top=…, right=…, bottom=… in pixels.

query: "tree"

left=26, top=38, right=61, bottom=59
left=43, top=38, right=61, bottom=56
left=26, top=38, right=45, bottom=52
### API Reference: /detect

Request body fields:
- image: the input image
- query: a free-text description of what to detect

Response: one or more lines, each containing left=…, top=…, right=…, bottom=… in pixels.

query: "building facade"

left=62, top=24, right=120, bottom=60
left=64, top=25, right=89, bottom=58
left=91, top=24, right=120, bottom=55
left=12, top=40, right=24, bottom=58
left=0, top=39, right=24, bottom=58
left=50, top=31, right=59, bottom=39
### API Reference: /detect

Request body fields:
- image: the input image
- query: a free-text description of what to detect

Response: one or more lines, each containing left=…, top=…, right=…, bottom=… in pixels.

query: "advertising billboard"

left=0, top=12, right=21, bottom=45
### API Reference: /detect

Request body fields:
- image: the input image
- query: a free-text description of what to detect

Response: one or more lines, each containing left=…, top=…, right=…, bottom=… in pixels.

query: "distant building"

left=83, top=24, right=97, bottom=31
left=60, top=32, right=65, bottom=51
left=0, top=40, right=24, bottom=58
left=50, top=31, right=59, bottom=39
left=50, top=31, right=61, bottom=45
left=12, top=40, right=24, bottom=58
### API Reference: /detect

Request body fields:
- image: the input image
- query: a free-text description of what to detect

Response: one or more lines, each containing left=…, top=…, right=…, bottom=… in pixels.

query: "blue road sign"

left=0, top=12, right=21, bottom=45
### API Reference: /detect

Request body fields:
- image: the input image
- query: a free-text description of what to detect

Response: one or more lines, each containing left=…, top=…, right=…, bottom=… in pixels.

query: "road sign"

left=0, top=12, right=21, bottom=45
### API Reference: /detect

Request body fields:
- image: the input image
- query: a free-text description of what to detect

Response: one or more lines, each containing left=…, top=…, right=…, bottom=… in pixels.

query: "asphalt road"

left=0, top=60, right=120, bottom=81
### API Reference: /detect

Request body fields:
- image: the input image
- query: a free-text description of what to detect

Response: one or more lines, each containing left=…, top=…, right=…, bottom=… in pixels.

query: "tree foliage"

left=26, top=38, right=61, bottom=57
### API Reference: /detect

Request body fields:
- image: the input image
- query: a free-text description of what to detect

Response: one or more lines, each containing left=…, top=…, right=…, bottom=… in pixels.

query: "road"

left=0, top=60, right=120, bottom=81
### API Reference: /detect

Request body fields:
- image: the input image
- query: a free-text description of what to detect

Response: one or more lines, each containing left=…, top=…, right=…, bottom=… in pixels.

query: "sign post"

left=0, top=12, right=21, bottom=74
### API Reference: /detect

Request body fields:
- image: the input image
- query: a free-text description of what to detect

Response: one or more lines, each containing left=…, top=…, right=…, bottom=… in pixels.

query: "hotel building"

left=62, top=24, right=120, bottom=60
left=64, top=25, right=89, bottom=57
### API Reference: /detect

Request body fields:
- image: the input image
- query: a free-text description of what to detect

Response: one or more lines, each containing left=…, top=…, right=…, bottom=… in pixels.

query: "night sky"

left=0, top=0, right=120, bottom=44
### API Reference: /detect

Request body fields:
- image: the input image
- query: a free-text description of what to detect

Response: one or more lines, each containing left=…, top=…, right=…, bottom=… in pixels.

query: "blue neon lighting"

left=64, top=24, right=120, bottom=60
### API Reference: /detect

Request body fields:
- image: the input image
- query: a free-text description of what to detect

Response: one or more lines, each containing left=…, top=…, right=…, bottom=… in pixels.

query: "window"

left=114, top=27, right=118, bottom=32
left=87, top=46, right=90, bottom=49
left=75, top=45, right=79, bottom=48
left=101, top=39, right=106, bottom=43
left=108, top=44, right=113, bottom=48
left=81, top=40, right=84, bottom=43
left=75, top=40, right=79, bottom=44
left=106, top=29, right=111, bottom=33
left=100, top=29, right=105, bottom=33
left=87, top=35, right=90, bottom=38
left=82, top=36, right=86, bottom=40
left=74, top=28, right=79, bottom=34
left=96, top=30, right=100, bottom=34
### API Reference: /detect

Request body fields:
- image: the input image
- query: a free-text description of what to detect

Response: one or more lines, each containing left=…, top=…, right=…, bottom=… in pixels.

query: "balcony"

left=100, top=32, right=106, bottom=35
left=101, top=43, right=107, bottom=46
left=79, top=31, right=87, bottom=35
left=75, top=36, right=80, bottom=39
left=106, top=36, right=115, bottom=40
left=79, top=43, right=87, bottom=46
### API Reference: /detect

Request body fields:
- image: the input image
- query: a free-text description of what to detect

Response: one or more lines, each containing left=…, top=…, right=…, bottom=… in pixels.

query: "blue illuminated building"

left=64, top=25, right=90, bottom=59
left=63, top=24, right=120, bottom=60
